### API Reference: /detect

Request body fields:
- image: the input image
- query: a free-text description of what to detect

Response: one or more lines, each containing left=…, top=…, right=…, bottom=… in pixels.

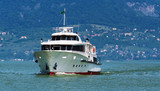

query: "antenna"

left=78, top=23, right=80, bottom=33
left=63, top=8, right=66, bottom=27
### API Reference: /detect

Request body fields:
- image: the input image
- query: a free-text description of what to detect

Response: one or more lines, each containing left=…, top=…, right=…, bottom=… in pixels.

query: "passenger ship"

left=34, top=9, right=101, bottom=75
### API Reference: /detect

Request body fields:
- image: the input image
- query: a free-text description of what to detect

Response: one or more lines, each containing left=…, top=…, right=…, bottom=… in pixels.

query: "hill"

left=0, top=0, right=160, bottom=29
left=0, top=0, right=160, bottom=60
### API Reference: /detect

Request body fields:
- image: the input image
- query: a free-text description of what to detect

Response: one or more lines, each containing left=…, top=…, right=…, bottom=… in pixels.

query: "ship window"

left=72, top=36, right=79, bottom=41
left=61, top=35, right=66, bottom=40
left=76, top=36, right=79, bottom=41
left=54, top=46, right=60, bottom=50
left=51, top=45, right=54, bottom=50
left=61, top=45, right=66, bottom=50
left=67, top=36, right=71, bottom=40
left=48, top=45, right=84, bottom=52
left=67, top=45, right=72, bottom=50
left=52, top=36, right=56, bottom=40
left=72, top=45, right=85, bottom=52
left=52, top=36, right=79, bottom=41
left=56, top=36, right=60, bottom=40
left=73, top=36, right=76, bottom=40
left=42, top=45, right=50, bottom=50
left=70, top=36, right=74, bottom=40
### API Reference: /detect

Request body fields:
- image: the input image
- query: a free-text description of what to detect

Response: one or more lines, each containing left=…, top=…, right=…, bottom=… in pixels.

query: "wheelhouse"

left=51, top=27, right=81, bottom=41
left=52, top=35, right=79, bottom=41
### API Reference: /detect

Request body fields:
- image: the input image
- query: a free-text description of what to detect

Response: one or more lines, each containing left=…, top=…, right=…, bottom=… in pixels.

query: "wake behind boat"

left=34, top=9, right=102, bottom=75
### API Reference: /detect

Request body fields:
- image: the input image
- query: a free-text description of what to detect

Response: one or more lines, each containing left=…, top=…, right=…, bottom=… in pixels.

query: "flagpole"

left=63, top=8, right=65, bottom=27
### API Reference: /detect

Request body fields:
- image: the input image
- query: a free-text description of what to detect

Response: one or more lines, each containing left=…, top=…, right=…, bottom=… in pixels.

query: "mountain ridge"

left=0, top=0, right=160, bottom=29
left=0, top=0, right=160, bottom=60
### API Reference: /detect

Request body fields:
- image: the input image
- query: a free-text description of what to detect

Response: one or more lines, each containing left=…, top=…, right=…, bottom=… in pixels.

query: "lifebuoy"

left=93, top=46, right=96, bottom=53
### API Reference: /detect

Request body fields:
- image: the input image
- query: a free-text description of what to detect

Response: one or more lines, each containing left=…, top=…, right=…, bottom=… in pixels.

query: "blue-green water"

left=0, top=61, right=160, bottom=91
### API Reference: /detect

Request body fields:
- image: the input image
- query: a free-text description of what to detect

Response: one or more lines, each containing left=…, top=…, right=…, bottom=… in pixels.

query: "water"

left=0, top=60, right=160, bottom=91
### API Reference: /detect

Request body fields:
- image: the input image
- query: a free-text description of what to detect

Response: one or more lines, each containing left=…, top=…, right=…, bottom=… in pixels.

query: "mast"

left=63, top=8, right=66, bottom=27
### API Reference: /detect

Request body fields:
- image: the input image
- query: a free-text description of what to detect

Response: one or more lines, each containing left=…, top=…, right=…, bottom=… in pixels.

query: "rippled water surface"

left=0, top=60, right=160, bottom=91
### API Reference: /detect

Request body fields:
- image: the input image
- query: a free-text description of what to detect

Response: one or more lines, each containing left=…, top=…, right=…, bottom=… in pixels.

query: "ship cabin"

left=41, top=27, right=86, bottom=52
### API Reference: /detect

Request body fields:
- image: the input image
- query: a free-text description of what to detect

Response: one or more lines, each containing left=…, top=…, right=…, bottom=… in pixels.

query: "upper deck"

left=41, top=27, right=82, bottom=45
left=54, top=27, right=74, bottom=33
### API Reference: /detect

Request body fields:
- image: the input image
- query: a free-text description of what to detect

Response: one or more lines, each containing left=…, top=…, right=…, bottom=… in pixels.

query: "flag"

left=61, top=11, right=65, bottom=14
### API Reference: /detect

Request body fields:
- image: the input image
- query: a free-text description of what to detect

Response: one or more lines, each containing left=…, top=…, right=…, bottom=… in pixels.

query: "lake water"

left=0, top=60, right=160, bottom=91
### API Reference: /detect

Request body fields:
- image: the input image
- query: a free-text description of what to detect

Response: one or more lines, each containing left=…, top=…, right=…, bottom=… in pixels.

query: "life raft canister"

left=93, top=46, right=96, bottom=53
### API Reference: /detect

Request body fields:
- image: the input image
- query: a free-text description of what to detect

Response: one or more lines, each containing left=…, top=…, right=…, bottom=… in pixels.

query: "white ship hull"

left=34, top=50, right=101, bottom=75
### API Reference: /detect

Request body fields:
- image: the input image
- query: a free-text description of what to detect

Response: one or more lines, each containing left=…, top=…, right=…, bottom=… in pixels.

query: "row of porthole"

left=73, top=65, right=86, bottom=67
